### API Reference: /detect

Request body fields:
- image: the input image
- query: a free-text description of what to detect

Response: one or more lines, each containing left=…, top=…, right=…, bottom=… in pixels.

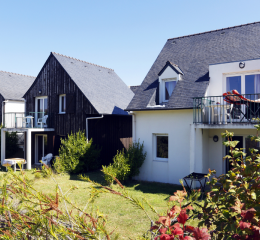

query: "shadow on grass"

left=69, top=170, right=105, bottom=185
left=69, top=171, right=183, bottom=196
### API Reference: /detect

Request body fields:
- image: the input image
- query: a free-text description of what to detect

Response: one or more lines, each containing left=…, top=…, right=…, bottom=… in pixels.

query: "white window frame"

left=162, top=78, right=177, bottom=102
left=59, top=94, right=66, bottom=114
left=35, top=96, right=48, bottom=126
left=153, top=133, right=169, bottom=162
left=224, top=71, right=260, bottom=94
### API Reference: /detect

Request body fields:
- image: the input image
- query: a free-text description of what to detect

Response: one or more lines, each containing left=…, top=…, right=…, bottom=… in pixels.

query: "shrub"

left=192, top=128, right=260, bottom=239
left=102, top=140, right=147, bottom=184
left=52, top=156, right=65, bottom=174
left=102, top=149, right=130, bottom=184
left=127, top=140, right=147, bottom=179
left=55, top=131, right=101, bottom=174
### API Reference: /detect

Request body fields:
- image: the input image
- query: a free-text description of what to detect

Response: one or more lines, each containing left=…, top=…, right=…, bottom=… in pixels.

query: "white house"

left=126, top=22, right=260, bottom=185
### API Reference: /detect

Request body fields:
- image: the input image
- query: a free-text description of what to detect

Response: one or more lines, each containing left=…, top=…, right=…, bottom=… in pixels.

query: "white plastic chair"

left=37, top=115, right=48, bottom=128
left=41, top=153, right=53, bottom=168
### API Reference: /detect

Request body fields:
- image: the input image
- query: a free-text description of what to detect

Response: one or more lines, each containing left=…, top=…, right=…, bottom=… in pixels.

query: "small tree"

left=55, top=131, right=101, bottom=174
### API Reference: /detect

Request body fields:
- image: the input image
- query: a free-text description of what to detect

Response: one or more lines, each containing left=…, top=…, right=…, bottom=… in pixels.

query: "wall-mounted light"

left=239, top=62, right=245, bottom=69
left=39, top=90, right=42, bottom=94
left=213, top=135, right=219, bottom=142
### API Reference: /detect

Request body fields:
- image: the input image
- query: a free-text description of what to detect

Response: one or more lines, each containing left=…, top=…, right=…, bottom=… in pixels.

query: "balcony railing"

left=3, top=112, right=53, bottom=129
left=193, top=93, right=260, bottom=124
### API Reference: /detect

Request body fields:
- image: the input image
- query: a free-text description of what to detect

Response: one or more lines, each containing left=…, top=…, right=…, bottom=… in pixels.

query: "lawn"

left=1, top=170, right=184, bottom=239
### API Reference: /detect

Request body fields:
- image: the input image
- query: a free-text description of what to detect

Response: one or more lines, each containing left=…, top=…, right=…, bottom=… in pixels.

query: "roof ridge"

left=52, top=52, right=114, bottom=71
left=168, top=21, right=260, bottom=40
left=0, top=70, right=35, bottom=78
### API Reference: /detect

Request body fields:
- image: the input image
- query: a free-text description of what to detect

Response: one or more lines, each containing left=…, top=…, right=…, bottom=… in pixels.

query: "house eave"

left=125, top=107, right=193, bottom=112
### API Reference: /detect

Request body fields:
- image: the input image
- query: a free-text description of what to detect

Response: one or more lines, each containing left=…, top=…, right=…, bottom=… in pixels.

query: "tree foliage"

left=102, top=140, right=147, bottom=184
left=55, top=131, right=101, bottom=174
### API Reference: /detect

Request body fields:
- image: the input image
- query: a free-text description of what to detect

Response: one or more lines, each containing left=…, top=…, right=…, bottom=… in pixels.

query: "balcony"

left=3, top=112, right=53, bottom=129
left=193, top=93, right=260, bottom=124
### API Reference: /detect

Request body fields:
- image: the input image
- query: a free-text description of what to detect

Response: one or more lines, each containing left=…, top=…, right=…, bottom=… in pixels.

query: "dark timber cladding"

left=87, top=114, right=132, bottom=165
left=24, top=53, right=133, bottom=165
left=24, top=54, right=98, bottom=135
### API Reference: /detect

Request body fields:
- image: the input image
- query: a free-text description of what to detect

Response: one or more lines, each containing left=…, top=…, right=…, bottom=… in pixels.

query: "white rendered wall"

left=133, top=109, right=192, bottom=185
left=5, top=101, right=25, bottom=113
left=208, top=59, right=260, bottom=97
left=207, top=128, right=257, bottom=176
left=4, top=101, right=25, bottom=127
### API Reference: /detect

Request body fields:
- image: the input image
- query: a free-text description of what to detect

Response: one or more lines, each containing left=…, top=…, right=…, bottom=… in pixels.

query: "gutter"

left=125, top=107, right=193, bottom=112
left=2, top=100, right=8, bottom=125
left=86, top=115, right=104, bottom=142
left=128, top=111, right=136, bottom=143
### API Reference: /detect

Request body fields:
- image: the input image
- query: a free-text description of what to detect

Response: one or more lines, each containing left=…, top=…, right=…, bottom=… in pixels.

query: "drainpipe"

left=86, top=115, right=104, bottom=142
left=2, top=100, right=8, bottom=126
left=24, top=99, right=26, bottom=114
left=129, top=111, right=136, bottom=143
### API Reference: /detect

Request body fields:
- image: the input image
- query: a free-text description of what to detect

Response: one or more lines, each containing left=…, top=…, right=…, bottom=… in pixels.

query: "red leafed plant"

left=193, top=126, right=260, bottom=239
left=150, top=189, right=211, bottom=240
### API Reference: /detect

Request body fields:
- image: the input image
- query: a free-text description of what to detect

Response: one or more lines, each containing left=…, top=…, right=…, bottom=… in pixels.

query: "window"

left=226, top=74, right=260, bottom=98
left=165, top=80, right=176, bottom=101
left=35, top=96, right=48, bottom=127
left=59, top=94, right=66, bottom=113
left=162, top=79, right=176, bottom=102
left=226, top=76, right=241, bottom=93
left=154, top=134, right=168, bottom=161
left=245, top=74, right=260, bottom=99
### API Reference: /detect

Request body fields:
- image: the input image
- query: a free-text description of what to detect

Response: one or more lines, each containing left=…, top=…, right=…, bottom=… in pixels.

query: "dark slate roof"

left=126, top=21, right=260, bottom=111
left=0, top=71, right=35, bottom=100
left=130, top=85, right=140, bottom=95
left=52, top=52, right=134, bottom=115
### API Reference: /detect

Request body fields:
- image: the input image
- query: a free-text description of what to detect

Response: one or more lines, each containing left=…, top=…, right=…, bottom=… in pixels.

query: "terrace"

left=3, top=112, right=53, bottom=129
left=193, top=93, right=260, bottom=125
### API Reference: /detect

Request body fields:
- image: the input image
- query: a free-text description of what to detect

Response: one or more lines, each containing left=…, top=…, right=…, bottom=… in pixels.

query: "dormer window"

left=158, top=61, right=183, bottom=104
left=163, top=79, right=177, bottom=101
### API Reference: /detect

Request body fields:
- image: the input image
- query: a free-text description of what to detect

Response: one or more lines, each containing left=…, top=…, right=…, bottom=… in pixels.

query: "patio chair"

left=41, top=153, right=53, bottom=168
left=223, top=90, right=260, bottom=122
left=37, top=115, right=48, bottom=128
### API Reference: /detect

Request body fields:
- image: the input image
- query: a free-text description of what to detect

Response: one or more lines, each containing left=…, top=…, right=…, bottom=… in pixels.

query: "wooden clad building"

left=22, top=52, right=134, bottom=166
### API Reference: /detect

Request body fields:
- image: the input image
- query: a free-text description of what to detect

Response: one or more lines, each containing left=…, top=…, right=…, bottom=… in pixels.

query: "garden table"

left=2, top=158, right=26, bottom=172
left=183, top=172, right=208, bottom=195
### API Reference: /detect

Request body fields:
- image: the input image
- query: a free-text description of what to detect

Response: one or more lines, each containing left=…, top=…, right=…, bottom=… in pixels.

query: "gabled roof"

left=158, top=61, right=183, bottom=76
left=130, top=85, right=140, bottom=95
left=51, top=52, right=134, bottom=115
left=126, top=21, right=260, bottom=111
left=0, top=71, right=35, bottom=100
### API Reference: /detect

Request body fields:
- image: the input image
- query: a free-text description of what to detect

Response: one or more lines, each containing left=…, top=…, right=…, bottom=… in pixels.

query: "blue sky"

left=1, top=0, right=260, bottom=86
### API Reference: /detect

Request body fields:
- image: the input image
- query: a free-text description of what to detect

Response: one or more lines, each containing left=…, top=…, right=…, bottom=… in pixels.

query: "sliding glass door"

left=35, top=135, right=48, bottom=164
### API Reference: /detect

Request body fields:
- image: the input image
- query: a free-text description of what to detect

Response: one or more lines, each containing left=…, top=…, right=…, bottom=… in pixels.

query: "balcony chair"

left=22, top=115, right=33, bottom=128
left=223, top=90, right=260, bottom=122
left=41, top=153, right=53, bottom=168
left=37, top=115, right=48, bottom=128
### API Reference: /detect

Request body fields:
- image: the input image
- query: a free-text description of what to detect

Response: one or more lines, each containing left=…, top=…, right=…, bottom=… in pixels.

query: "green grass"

left=1, top=170, right=186, bottom=239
